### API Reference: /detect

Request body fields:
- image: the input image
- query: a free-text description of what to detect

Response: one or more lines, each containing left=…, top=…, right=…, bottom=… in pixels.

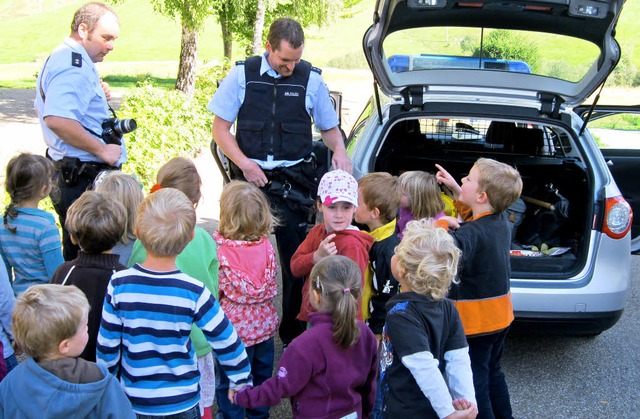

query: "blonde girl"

left=396, top=170, right=446, bottom=239
left=128, top=156, right=219, bottom=419
left=213, top=180, right=279, bottom=418
left=232, top=255, right=379, bottom=419
left=93, top=171, right=143, bottom=266
left=1, top=153, right=63, bottom=295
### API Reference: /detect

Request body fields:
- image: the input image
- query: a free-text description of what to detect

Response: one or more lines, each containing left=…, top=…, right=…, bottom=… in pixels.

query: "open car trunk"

left=373, top=116, right=592, bottom=278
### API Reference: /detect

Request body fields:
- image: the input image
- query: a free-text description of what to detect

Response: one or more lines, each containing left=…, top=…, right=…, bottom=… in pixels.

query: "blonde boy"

left=380, top=220, right=477, bottom=419
left=97, top=188, right=252, bottom=417
left=354, top=172, right=402, bottom=334
left=0, top=284, right=135, bottom=418
left=436, top=158, right=523, bottom=419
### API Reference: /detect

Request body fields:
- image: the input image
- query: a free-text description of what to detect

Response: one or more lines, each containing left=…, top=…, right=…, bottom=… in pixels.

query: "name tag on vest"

left=284, top=91, right=300, bottom=97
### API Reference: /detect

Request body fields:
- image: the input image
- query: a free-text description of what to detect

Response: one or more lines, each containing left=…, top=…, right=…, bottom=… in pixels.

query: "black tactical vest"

left=236, top=56, right=314, bottom=161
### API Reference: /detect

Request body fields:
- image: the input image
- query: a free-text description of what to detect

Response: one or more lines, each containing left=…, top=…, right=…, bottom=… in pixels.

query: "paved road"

left=2, top=87, right=639, bottom=418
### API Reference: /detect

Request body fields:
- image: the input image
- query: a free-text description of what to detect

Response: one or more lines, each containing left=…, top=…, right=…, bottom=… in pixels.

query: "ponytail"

left=310, top=255, right=362, bottom=349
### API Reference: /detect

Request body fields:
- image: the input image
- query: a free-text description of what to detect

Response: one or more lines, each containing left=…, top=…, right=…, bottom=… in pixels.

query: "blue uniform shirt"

left=207, top=52, right=339, bottom=169
left=35, top=38, right=127, bottom=166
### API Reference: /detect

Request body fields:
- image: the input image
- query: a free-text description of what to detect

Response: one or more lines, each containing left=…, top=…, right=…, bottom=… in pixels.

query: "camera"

left=102, top=117, right=137, bottom=146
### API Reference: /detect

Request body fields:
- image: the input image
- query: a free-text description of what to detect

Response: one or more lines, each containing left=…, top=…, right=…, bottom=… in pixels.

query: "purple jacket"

left=235, top=312, right=379, bottom=418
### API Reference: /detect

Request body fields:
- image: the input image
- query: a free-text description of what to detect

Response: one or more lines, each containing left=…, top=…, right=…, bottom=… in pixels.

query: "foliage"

left=118, top=62, right=229, bottom=190
left=609, top=50, right=640, bottom=87
left=465, top=29, right=542, bottom=73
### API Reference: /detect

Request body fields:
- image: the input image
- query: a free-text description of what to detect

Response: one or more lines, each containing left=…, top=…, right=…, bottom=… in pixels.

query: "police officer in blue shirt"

left=208, top=18, right=351, bottom=348
left=35, top=2, right=125, bottom=261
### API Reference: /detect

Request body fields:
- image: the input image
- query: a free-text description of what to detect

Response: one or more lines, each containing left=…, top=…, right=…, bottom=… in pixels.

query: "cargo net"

left=419, top=118, right=491, bottom=141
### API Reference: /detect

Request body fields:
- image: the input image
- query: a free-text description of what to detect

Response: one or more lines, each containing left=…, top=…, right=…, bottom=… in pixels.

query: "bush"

left=468, top=30, right=541, bottom=73
left=119, top=62, right=229, bottom=191
left=609, top=53, right=638, bottom=87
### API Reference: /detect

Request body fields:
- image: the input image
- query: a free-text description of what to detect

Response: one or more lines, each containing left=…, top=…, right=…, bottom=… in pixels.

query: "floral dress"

left=213, top=231, right=279, bottom=346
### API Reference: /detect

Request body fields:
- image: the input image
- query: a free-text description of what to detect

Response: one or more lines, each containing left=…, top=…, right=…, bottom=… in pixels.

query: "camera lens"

left=114, top=118, right=137, bottom=135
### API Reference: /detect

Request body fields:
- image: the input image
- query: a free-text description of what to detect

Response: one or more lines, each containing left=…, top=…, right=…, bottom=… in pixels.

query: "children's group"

left=0, top=138, right=524, bottom=419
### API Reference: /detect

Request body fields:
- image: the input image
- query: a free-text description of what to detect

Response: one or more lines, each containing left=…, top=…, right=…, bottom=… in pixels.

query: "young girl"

left=1, top=153, right=63, bottom=295
left=93, top=171, right=143, bottom=266
left=396, top=170, right=446, bottom=239
left=380, top=219, right=477, bottom=419
left=213, top=180, right=279, bottom=419
left=128, top=156, right=219, bottom=419
left=232, top=255, right=379, bottom=419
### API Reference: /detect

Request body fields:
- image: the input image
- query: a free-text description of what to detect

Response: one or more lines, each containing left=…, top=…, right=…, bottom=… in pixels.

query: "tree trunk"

left=220, top=12, right=233, bottom=60
left=251, top=0, right=266, bottom=55
left=176, top=23, right=198, bottom=97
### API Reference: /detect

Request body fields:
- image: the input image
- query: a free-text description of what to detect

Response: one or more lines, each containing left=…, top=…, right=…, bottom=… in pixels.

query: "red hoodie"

left=291, top=224, right=375, bottom=322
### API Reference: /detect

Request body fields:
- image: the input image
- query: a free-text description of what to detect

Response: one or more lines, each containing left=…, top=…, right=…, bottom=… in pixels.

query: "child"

left=97, top=188, right=251, bottom=418
left=93, top=170, right=144, bottom=266
left=354, top=172, right=402, bottom=333
left=213, top=180, right=279, bottom=419
left=0, top=284, right=135, bottom=418
left=1, top=153, right=63, bottom=295
left=436, top=158, right=523, bottom=419
left=396, top=170, right=446, bottom=239
left=0, top=262, right=15, bottom=377
left=292, top=169, right=374, bottom=323
left=380, top=220, right=477, bottom=419
left=50, top=190, right=127, bottom=362
left=128, top=156, right=220, bottom=418
left=232, top=255, right=379, bottom=418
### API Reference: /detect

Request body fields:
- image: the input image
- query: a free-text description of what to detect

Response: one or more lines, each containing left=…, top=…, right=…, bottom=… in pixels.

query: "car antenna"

left=579, top=77, right=608, bottom=136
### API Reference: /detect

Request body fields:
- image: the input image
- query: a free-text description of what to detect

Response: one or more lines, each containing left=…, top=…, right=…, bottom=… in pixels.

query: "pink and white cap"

left=317, top=169, right=358, bottom=207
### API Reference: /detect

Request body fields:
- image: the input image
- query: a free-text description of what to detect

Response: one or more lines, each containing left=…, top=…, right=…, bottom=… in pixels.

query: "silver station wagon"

left=346, top=0, right=635, bottom=334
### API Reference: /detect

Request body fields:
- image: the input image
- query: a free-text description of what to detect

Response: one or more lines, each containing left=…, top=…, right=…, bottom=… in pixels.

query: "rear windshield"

left=383, top=27, right=600, bottom=83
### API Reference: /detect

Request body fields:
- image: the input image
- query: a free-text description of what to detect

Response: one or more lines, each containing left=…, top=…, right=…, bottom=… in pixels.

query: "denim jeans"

left=136, top=405, right=199, bottom=419
left=467, top=328, right=513, bottom=419
left=216, top=338, right=275, bottom=419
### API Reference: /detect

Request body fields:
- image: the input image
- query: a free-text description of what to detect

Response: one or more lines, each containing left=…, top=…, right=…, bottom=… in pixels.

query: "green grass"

left=0, top=0, right=638, bottom=88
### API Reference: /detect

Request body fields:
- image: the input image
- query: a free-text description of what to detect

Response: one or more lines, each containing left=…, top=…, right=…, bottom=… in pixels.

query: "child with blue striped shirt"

left=97, top=188, right=252, bottom=418
left=1, top=153, right=63, bottom=296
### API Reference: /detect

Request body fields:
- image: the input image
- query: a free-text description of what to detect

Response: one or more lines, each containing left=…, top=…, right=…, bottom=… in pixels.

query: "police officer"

left=35, top=2, right=125, bottom=261
left=208, top=17, right=351, bottom=345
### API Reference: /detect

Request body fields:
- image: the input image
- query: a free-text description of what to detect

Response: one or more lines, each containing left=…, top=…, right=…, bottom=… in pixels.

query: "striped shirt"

left=96, top=265, right=252, bottom=416
left=0, top=207, right=63, bottom=295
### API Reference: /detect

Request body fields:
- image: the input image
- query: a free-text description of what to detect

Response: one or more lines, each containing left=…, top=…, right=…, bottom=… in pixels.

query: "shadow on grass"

left=102, top=74, right=176, bottom=90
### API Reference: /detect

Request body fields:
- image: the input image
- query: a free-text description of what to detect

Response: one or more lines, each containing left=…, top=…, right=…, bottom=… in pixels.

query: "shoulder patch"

left=71, top=52, right=82, bottom=68
left=235, top=60, right=245, bottom=66
left=388, top=301, right=409, bottom=315
left=311, top=66, right=322, bottom=75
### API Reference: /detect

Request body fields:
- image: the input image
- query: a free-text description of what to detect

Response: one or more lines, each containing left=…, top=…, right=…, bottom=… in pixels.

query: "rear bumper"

left=511, top=309, right=623, bottom=335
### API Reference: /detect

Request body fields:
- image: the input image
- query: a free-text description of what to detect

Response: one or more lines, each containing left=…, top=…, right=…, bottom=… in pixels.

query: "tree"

left=213, top=0, right=356, bottom=60
left=463, top=29, right=542, bottom=73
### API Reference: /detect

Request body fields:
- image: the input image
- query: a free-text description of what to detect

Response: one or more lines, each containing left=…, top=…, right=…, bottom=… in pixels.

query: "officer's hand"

left=97, top=144, right=122, bottom=166
left=241, top=161, right=268, bottom=188
left=100, top=80, right=112, bottom=101
left=331, top=148, right=352, bottom=173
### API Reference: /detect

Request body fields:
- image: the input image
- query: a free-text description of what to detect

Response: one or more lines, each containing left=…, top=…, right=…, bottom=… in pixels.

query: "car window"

left=383, top=27, right=600, bottom=83
left=347, top=99, right=373, bottom=150
left=589, top=113, right=640, bottom=149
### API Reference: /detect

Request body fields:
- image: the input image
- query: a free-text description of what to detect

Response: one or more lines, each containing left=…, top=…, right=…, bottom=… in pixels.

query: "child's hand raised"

left=313, top=234, right=337, bottom=264
left=435, top=164, right=462, bottom=198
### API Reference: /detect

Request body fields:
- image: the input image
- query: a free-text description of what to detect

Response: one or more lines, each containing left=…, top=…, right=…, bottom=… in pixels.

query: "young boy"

left=354, top=172, right=402, bottom=335
left=97, top=188, right=252, bottom=417
left=381, top=220, right=477, bottom=419
left=292, top=169, right=375, bottom=323
left=50, top=190, right=127, bottom=362
left=0, top=284, right=135, bottom=418
left=436, top=158, right=523, bottom=419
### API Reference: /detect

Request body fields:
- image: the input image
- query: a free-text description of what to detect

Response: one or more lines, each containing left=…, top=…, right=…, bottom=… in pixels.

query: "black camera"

left=102, top=117, right=137, bottom=146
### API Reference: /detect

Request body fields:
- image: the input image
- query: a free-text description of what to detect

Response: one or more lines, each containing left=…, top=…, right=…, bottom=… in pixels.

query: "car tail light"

left=602, top=196, right=632, bottom=239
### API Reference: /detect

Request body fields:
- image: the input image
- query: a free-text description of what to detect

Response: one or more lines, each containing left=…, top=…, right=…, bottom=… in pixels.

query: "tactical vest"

left=236, top=56, right=314, bottom=161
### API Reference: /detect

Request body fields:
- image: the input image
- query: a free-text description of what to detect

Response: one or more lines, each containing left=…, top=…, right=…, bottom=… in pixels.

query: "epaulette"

left=311, top=66, right=322, bottom=75
left=235, top=60, right=245, bottom=66
left=71, top=52, right=82, bottom=68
